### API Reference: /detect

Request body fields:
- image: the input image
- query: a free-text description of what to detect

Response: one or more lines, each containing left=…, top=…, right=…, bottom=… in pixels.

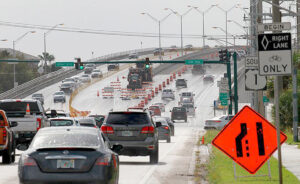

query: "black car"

left=18, top=127, right=121, bottom=184
left=171, top=107, right=187, bottom=122
left=101, top=111, right=159, bottom=164
left=107, top=64, right=120, bottom=71
left=176, top=79, right=187, bottom=88
left=84, top=67, right=93, bottom=74
left=203, top=74, right=214, bottom=83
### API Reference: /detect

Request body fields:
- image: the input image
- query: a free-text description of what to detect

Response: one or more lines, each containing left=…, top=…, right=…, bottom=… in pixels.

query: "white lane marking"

left=138, top=128, right=190, bottom=184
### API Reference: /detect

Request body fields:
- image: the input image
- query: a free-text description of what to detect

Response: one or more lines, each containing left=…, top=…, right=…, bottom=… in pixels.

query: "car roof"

left=0, top=99, right=38, bottom=103
left=38, top=127, right=99, bottom=135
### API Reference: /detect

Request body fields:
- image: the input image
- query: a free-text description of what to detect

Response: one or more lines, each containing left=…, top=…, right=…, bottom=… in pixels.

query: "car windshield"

left=64, top=78, right=74, bottom=82
left=31, top=132, right=100, bottom=148
left=106, top=112, right=150, bottom=125
left=82, top=75, right=89, bottom=77
left=150, top=106, right=159, bottom=110
left=54, top=91, right=64, bottom=95
left=163, top=89, right=172, bottom=92
left=93, top=70, right=100, bottom=72
left=177, top=79, right=185, bottom=84
left=131, top=74, right=139, bottom=80
left=61, top=83, right=71, bottom=87
left=50, top=120, right=74, bottom=126
left=182, top=104, right=194, bottom=108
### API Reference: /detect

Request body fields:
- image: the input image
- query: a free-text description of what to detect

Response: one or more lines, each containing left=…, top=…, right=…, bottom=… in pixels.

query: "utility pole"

left=257, top=0, right=265, bottom=117
left=272, top=0, right=283, bottom=183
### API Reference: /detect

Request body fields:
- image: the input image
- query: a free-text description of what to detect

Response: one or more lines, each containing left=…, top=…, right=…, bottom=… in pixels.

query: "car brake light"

left=163, top=126, right=169, bottom=130
left=141, top=126, right=154, bottom=134
left=3, top=128, right=7, bottom=141
left=23, top=156, right=37, bottom=166
left=36, top=118, right=42, bottom=131
left=95, top=155, right=111, bottom=166
left=214, top=120, right=221, bottom=123
left=101, top=125, right=114, bottom=134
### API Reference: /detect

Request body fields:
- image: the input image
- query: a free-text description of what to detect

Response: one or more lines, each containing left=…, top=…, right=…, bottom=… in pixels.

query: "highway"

left=0, top=47, right=246, bottom=184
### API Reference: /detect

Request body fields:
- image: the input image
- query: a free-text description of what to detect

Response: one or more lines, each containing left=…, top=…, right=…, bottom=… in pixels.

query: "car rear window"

left=106, top=112, right=150, bottom=125
left=163, top=89, right=172, bottom=92
left=177, top=79, right=185, bottom=83
left=32, top=94, right=43, bottom=97
left=54, top=92, right=64, bottom=95
left=0, top=102, right=40, bottom=113
left=50, top=120, right=74, bottom=126
left=173, top=107, right=186, bottom=112
left=182, top=93, right=191, bottom=96
left=31, top=132, right=100, bottom=148
left=150, top=106, right=159, bottom=110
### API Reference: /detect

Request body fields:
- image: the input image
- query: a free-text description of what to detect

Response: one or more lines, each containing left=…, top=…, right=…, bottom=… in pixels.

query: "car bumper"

left=158, top=132, right=170, bottom=140
left=108, top=138, right=157, bottom=156
left=19, top=166, right=116, bottom=184
left=172, top=116, right=186, bottom=120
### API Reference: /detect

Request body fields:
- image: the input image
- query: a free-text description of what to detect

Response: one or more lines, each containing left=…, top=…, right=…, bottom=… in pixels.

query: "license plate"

left=122, top=131, right=133, bottom=136
left=57, top=160, right=75, bottom=168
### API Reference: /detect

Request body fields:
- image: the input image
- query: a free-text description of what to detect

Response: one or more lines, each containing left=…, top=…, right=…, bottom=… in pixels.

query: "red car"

left=149, top=105, right=161, bottom=116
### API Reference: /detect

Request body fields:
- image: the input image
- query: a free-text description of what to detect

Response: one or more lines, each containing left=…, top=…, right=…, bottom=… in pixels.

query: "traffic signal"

left=75, top=58, right=84, bottom=70
left=145, top=57, right=150, bottom=69
left=218, top=49, right=230, bottom=62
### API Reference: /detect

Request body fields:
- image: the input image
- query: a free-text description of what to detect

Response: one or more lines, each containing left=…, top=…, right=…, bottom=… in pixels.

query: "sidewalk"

left=273, top=144, right=300, bottom=180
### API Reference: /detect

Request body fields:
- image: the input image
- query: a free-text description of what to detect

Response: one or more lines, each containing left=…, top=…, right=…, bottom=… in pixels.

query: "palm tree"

left=38, top=52, right=55, bottom=73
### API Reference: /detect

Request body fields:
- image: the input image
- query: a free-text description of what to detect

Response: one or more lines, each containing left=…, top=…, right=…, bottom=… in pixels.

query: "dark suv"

left=176, top=79, right=187, bottom=88
left=171, top=107, right=187, bottom=122
left=101, top=111, right=159, bottom=164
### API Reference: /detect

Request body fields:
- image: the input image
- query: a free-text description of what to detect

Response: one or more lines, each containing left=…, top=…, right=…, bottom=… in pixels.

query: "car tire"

left=172, top=129, right=174, bottom=136
left=185, top=118, right=187, bottom=123
left=167, top=137, right=171, bottom=143
left=2, top=142, right=12, bottom=164
left=150, top=143, right=159, bottom=164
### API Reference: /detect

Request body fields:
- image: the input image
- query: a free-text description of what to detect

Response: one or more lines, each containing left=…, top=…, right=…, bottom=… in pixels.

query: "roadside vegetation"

left=203, top=130, right=300, bottom=184
left=0, top=50, right=59, bottom=93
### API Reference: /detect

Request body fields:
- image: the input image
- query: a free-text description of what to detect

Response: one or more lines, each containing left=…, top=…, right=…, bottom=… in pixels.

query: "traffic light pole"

left=233, top=52, right=238, bottom=114
left=227, top=54, right=233, bottom=115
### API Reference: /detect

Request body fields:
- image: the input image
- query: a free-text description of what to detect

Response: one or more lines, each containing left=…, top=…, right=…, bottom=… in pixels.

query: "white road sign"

left=257, top=22, right=291, bottom=32
left=258, top=33, right=292, bottom=76
left=219, top=77, right=229, bottom=93
left=245, top=69, right=267, bottom=91
left=245, top=57, right=258, bottom=68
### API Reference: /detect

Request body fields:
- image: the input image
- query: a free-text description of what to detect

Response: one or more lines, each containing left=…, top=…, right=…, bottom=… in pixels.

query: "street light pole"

left=180, top=16, right=183, bottom=55
left=12, top=31, right=35, bottom=88
left=44, top=23, right=64, bottom=55
left=141, top=12, right=171, bottom=60
left=189, top=5, right=216, bottom=47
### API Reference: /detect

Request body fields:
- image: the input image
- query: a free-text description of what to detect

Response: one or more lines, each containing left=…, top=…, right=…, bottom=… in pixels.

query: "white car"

left=53, top=91, right=66, bottom=103
left=80, top=74, right=91, bottom=83
left=91, top=69, right=103, bottom=78
left=204, top=115, right=235, bottom=130
left=153, top=102, right=166, bottom=112
left=161, top=89, right=175, bottom=100
left=181, top=103, right=196, bottom=117
left=179, top=92, right=194, bottom=104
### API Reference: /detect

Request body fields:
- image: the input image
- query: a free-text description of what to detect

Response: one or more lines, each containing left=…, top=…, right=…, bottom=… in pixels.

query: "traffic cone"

left=201, top=136, right=205, bottom=144
left=26, top=103, right=30, bottom=115
left=97, top=90, right=100, bottom=97
left=117, top=77, right=119, bottom=82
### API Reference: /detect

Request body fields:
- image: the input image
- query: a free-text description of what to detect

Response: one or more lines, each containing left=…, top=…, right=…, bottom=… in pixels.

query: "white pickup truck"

left=0, top=99, right=48, bottom=148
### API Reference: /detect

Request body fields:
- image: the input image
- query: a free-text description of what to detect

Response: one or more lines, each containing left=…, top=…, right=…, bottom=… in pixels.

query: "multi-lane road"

left=0, top=48, right=239, bottom=184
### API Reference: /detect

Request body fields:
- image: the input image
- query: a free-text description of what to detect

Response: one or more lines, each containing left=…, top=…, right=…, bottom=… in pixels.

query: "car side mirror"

left=155, top=122, right=162, bottom=127
left=111, top=145, right=123, bottom=153
left=193, top=94, right=195, bottom=96
left=17, top=144, right=28, bottom=151
left=10, top=121, right=18, bottom=127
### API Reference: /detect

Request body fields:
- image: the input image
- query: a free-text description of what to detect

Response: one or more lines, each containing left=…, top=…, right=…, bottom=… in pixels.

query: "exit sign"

left=185, top=59, right=204, bottom=65
left=55, top=62, right=74, bottom=67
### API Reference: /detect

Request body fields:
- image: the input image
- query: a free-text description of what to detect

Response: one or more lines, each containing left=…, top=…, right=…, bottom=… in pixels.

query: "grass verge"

left=284, top=130, right=300, bottom=149
left=204, top=130, right=300, bottom=184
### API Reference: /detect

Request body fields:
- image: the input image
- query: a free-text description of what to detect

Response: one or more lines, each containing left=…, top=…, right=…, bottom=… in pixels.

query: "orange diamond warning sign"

left=212, top=105, right=287, bottom=174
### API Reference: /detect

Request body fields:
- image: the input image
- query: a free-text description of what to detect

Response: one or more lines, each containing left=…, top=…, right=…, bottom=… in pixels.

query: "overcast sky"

left=0, top=0, right=255, bottom=61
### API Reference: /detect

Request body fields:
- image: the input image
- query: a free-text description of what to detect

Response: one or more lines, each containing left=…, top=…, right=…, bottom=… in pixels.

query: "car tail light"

left=23, top=156, right=37, bottom=166
left=2, top=128, right=7, bottom=141
left=101, top=125, right=114, bottom=134
left=214, top=120, right=221, bottom=123
left=36, top=118, right=42, bottom=131
left=163, top=126, right=169, bottom=130
left=141, top=126, right=154, bottom=134
left=95, top=155, right=111, bottom=166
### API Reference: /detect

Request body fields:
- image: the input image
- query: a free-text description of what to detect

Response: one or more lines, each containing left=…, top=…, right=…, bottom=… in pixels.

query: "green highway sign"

left=55, top=62, right=74, bottom=67
left=185, top=59, right=204, bottom=65
left=220, top=93, right=229, bottom=106
left=263, top=96, right=270, bottom=103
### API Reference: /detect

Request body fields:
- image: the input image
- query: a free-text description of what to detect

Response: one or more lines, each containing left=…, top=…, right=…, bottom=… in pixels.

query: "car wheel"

left=150, top=143, right=159, bottom=164
left=167, top=137, right=171, bottom=143
left=185, top=118, right=187, bottom=123
left=2, top=143, right=12, bottom=164
left=172, top=129, right=175, bottom=136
